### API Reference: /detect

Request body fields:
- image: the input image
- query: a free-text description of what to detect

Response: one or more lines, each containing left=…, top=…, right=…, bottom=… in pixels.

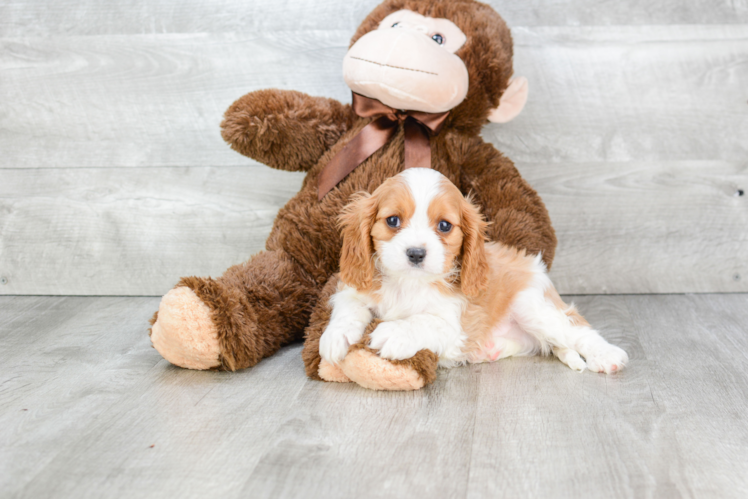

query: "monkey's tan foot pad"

left=150, top=286, right=221, bottom=370
left=318, top=360, right=352, bottom=383
left=341, top=348, right=432, bottom=391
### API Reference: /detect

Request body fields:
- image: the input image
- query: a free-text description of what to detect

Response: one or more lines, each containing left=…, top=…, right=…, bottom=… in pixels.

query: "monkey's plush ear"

left=487, top=76, right=529, bottom=124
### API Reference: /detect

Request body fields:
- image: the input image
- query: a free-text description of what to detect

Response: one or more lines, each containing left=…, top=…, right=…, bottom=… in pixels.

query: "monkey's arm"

left=459, top=138, right=557, bottom=268
left=220, top=89, right=355, bottom=172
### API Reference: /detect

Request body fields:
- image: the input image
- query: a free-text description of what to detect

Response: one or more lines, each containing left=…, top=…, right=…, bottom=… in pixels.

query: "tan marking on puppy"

left=418, top=178, right=490, bottom=298
left=371, top=175, right=416, bottom=250
left=544, top=286, right=590, bottom=327
left=338, top=193, right=379, bottom=292
left=339, top=175, right=416, bottom=292
left=460, top=244, right=536, bottom=358
left=428, top=180, right=464, bottom=275
left=458, top=198, right=489, bottom=298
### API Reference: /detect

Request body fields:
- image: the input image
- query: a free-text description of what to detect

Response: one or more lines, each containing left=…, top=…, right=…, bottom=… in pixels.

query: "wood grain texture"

left=466, top=293, right=748, bottom=498
left=0, top=166, right=305, bottom=296
left=1, top=0, right=746, bottom=37
left=1, top=25, right=746, bottom=169
left=2, top=294, right=748, bottom=497
left=623, top=293, right=748, bottom=497
left=1, top=161, right=745, bottom=296
left=0, top=32, right=350, bottom=169
left=240, top=366, right=479, bottom=498
left=0, top=296, right=309, bottom=498
left=0, top=296, right=162, bottom=495
left=1, top=4, right=746, bottom=295
left=537, top=161, right=748, bottom=294
left=492, top=25, right=748, bottom=163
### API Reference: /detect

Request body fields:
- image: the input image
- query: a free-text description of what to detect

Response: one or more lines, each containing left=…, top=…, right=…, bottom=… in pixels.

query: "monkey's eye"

left=438, top=220, right=452, bottom=232
left=431, top=33, right=445, bottom=45
left=386, top=216, right=401, bottom=228
left=391, top=22, right=401, bottom=28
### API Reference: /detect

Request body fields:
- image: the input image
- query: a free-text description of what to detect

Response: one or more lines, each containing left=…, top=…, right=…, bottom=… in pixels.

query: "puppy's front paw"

left=369, top=322, right=420, bottom=361
left=319, top=322, right=359, bottom=364
left=583, top=343, right=629, bottom=374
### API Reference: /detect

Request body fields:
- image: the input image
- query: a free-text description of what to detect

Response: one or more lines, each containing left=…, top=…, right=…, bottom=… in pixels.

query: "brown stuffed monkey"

left=149, top=0, right=557, bottom=390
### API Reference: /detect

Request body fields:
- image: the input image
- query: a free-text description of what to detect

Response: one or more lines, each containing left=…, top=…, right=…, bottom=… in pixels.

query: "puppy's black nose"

left=406, top=247, right=426, bottom=265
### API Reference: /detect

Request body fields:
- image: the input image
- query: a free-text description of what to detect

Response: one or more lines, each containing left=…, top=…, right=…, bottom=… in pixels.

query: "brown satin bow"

left=317, top=92, right=450, bottom=200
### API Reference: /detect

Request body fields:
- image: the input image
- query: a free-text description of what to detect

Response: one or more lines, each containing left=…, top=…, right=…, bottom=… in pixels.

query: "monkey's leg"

left=342, top=325, right=439, bottom=391
left=150, top=249, right=318, bottom=371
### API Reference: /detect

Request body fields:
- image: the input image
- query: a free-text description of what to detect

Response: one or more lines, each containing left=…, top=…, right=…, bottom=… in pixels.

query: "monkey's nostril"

left=406, top=247, right=427, bottom=265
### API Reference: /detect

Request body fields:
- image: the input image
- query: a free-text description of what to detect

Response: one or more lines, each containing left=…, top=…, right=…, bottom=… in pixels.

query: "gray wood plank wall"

left=1, top=1, right=747, bottom=295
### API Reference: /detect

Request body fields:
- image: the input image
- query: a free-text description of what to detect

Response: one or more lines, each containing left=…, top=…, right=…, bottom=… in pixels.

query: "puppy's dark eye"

left=438, top=220, right=452, bottom=232
left=392, top=22, right=401, bottom=28
left=386, top=216, right=401, bottom=228
left=431, top=33, right=444, bottom=45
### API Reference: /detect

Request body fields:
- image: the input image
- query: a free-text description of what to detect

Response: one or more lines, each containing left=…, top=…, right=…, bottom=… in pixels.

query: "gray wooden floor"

left=1, top=294, right=747, bottom=498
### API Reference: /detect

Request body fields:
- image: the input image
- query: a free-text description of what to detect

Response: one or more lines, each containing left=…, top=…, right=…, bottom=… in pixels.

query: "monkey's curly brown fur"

left=159, top=0, right=556, bottom=386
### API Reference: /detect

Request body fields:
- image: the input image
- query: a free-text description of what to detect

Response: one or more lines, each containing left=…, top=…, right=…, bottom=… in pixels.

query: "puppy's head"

left=339, top=168, right=488, bottom=297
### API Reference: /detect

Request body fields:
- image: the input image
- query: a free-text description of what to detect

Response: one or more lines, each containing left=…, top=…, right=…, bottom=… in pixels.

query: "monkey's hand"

left=220, top=89, right=354, bottom=172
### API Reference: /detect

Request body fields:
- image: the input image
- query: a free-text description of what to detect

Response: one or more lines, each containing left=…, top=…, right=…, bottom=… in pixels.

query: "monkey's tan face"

left=343, top=9, right=469, bottom=113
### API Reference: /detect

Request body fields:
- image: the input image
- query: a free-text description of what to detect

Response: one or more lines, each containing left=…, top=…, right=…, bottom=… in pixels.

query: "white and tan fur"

left=319, top=168, right=628, bottom=374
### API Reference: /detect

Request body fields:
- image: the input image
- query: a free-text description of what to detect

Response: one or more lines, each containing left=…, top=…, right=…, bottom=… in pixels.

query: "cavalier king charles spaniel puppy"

left=319, top=168, right=628, bottom=374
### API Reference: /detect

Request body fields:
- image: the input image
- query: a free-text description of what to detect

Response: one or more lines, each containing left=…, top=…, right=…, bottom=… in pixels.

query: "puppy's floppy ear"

left=459, top=196, right=489, bottom=298
left=338, top=192, right=379, bottom=291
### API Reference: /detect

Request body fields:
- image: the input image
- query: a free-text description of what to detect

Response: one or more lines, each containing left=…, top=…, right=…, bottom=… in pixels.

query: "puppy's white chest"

left=363, top=279, right=468, bottom=367
left=371, top=280, right=463, bottom=323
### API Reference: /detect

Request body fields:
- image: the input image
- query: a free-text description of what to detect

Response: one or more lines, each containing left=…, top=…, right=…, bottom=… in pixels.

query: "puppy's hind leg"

left=511, top=278, right=628, bottom=374
left=546, top=288, right=628, bottom=374
left=571, top=326, right=629, bottom=374
left=551, top=346, right=586, bottom=372
left=473, top=318, right=539, bottom=363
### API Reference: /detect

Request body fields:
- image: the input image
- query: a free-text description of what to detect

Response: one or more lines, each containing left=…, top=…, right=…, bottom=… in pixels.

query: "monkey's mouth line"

left=350, top=56, right=438, bottom=76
